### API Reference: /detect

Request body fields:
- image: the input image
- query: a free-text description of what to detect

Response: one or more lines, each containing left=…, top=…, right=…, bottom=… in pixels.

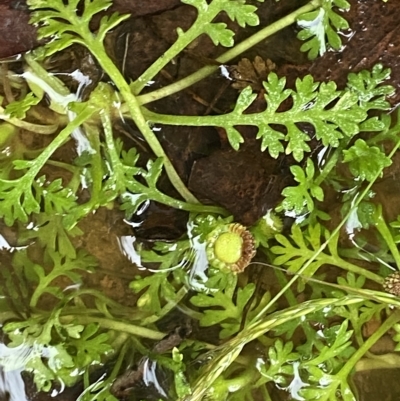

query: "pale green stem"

left=22, top=106, right=96, bottom=225
left=0, top=109, right=58, bottom=134
left=338, top=310, right=400, bottom=378
left=25, top=53, right=71, bottom=97
left=62, top=288, right=139, bottom=316
left=0, top=311, right=19, bottom=324
left=135, top=0, right=322, bottom=105
left=82, top=340, right=128, bottom=396
left=101, top=98, right=227, bottom=215
left=260, top=386, right=273, bottom=401
left=108, top=341, right=128, bottom=380
left=186, top=296, right=366, bottom=401
left=374, top=204, right=400, bottom=270
left=327, top=254, right=384, bottom=284
left=250, top=141, right=400, bottom=324
left=82, top=37, right=198, bottom=204
left=85, top=124, right=103, bottom=198
left=45, top=160, right=77, bottom=174
left=64, top=124, right=106, bottom=227
left=61, top=315, right=165, bottom=341
left=131, top=0, right=225, bottom=94
left=141, top=286, right=188, bottom=325
left=211, top=367, right=256, bottom=396
left=140, top=107, right=346, bottom=131
left=314, top=142, right=349, bottom=187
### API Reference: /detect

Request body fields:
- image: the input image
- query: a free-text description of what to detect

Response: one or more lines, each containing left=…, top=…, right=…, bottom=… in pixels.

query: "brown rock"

left=0, top=1, right=39, bottom=59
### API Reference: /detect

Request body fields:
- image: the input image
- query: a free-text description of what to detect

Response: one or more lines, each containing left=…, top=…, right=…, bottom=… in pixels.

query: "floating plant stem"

left=340, top=310, right=400, bottom=378
left=135, top=0, right=322, bottom=105
left=101, top=103, right=227, bottom=215
left=374, top=204, right=400, bottom=270
left=131, top=0, right=229, bottom=94
left=78, top=36, right=199, bottom=204
left=61, top=315, right=165, bottom=341
left=0, top=107, right=58, bottom=134
left=186, top=296, right=369, bottom=401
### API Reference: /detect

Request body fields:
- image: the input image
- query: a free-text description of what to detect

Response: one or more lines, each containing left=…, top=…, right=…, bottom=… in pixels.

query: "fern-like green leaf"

left=297, top=0, right=350, bottom=59
left=28, top=0, right=130, bottom=56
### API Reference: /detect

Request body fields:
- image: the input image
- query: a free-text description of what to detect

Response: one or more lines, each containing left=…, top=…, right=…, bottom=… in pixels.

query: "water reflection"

left=286, top=362, right=309, bottom=400
left=0, top=367, right=28, bottom=401
left=118, top=235, right=142, bottom=266
left=0, top=344, right=29, bottom=401
left=142, top=358, right=168, bottom=399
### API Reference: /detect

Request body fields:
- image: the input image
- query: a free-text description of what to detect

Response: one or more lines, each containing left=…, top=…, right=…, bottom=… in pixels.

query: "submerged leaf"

left=343, top=139, right=392, bottom=181
left=281, top=159, right=324, bottom=214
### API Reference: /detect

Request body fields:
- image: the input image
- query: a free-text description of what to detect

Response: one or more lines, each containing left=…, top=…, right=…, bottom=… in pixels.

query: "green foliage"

left=256, top=339, right=299, bottom=384
left=28, top=0, right=130, bottom=56
left=334, top=273, right=386, bottom=344
left=258, top=319, right=357, bottom=400
left=0, top=174, right=41, bottom=225
left=155, top=348, right=192, bottom=398
left=0, top=258, right=31, bottom=316
left=271, top=223, right=337, bottom=277
left=346, top=63, right=394, bottom=111
left=128, top=213, right=235, bottom=316
left=281, top=159, right=324, bottom=214
left=343, top=139, right=392, bottom=181
left=204, top=23, right=236, bottom=47
left=2, top=1, right=400, bottom=401
left=297, top=0, right=351, bottom=59
left=3, top=310, right=107, bottom=391
left=0, top=101, right=97, bottom=226
left=190, top=272, right=272, bottom=339
left=119, top=156, right=166, bottom=218
left=19, top=176, right=84, bottom=258
left=181, top=0, right=261, bottom=48
left=259, top=68, right=388, bottom=159
left=68, top=323, right=113, bottom=367
left=23, top=214, right=84, bottom=258
left=130, top=270, right=180, bottom=314
left=13, top=248, right=97, bottom=307
left=4, top=92, right=40, bottom=119
left=297, top=321, right=356, bottom=400
left=190, top=275, right=254, bottom=338
left=150, top=66, right=393, bottom=163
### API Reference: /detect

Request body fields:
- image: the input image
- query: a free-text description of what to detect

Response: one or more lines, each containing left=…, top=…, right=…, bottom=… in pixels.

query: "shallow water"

left=2, top=0, right=400, bottom=400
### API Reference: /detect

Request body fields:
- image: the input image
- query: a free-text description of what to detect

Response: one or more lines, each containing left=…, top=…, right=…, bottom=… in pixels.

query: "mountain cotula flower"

left=206, top=223, right=256, bottom=273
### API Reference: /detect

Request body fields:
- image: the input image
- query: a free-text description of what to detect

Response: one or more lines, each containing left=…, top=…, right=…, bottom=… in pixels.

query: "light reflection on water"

left=118, top=235, right=142, bottom=266
left=119, top=217, right=216, bottom=293
left=142, top=358, right=168, bottom=399
left=0, top=343, right=29, bottom=401
left=186, top=220, right=210, bottom=292
left=0, top=367, right=28, bottom=401
left=286, top=362, right=309, bottom=401
left=0, top=234, right=27, bottom=252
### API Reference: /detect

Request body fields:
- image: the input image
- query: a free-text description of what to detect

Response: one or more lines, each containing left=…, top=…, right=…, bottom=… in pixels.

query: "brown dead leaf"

left=229, top=56, right=276, bottom=91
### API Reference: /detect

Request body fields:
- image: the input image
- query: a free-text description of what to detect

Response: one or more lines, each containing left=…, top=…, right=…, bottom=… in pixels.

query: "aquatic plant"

left=0, top=0, right=400, bottom=400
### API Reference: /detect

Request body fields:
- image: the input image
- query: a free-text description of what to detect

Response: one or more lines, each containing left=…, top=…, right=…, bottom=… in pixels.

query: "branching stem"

left=85, top=39, right=199, bottom=203
left=135, top=0, right=322, bottom=105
